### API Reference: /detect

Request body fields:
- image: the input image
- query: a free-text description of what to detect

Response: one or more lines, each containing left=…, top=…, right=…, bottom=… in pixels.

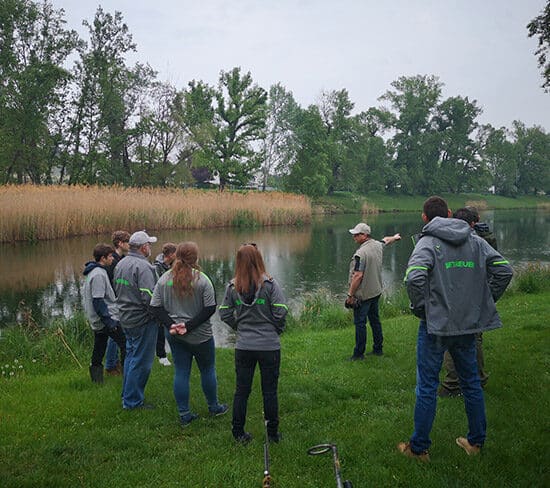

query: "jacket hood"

left=421, top=217, right=472, bottom=246
left=83, top=261, right=103, bottom=276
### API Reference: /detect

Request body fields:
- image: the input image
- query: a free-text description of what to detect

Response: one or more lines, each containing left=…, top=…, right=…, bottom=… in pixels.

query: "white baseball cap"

left=129, top=230, right=157, bottom=246
left=349, top=223, right=371, bottom=235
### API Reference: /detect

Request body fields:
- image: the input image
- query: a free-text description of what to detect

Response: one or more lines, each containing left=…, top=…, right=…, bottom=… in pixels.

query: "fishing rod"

left=262, top=420, right=272, bottom=488
left=307, top=443, right=353, bottom=488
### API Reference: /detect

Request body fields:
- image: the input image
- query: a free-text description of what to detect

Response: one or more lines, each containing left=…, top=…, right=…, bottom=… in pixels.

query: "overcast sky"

left=52, top=0, right=549, bottom=130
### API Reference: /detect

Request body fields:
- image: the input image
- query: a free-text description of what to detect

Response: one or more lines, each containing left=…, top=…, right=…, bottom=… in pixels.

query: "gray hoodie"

left=219, top=276, right=288, bottom=351
left=405, top=217, right=513, bottom=336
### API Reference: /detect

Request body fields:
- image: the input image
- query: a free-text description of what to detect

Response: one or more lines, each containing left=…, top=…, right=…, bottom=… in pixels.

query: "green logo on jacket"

left=445, top=260, right=475, bottom=269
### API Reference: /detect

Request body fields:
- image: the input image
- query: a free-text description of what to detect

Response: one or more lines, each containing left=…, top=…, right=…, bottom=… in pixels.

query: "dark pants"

left=353, top=294, right=383, bottom=356
left=91, top=326, right=126, bottom=367
left=156, top=325, right=167, bottom=359
left=232, top=349, right=280, bottom=437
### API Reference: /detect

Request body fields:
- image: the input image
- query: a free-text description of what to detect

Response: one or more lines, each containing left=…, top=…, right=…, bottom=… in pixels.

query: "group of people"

left=82, top=194, right=513, bottom=458
left=82, top=232, right=287, bottom=443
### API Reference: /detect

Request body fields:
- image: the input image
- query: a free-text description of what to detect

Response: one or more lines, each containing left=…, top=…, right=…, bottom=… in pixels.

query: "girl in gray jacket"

left=220, top=244, right=288, bottom=444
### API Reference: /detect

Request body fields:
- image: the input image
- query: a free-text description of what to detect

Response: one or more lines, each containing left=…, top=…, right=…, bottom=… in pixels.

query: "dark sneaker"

left=137, top=402, right=155, bottom=410
left=456, top=437, right=481, bottom=455
left=180, top=412, right=199, bottom=427
left=348, top=355, right=365, bottom=361
left=437, top=386, right=462, bottom=398
left=268, top=432, right=282, bottom=443
left=234, top=432, right=253, bottom=445
left=397, top=442, right=430, bottom=462
left=209, top=403, right=229, bottom=417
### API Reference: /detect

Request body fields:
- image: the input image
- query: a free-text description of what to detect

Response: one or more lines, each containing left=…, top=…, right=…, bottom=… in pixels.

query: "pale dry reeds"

left=465, top=200, right=488, bottom=211
left=0, top=185, right=311, bottom=243
left=361, top=201, right=380, bottom=214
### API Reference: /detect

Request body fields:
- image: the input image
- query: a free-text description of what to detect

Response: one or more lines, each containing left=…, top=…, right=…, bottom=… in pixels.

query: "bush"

left=513, top=262, right=550, bottom=294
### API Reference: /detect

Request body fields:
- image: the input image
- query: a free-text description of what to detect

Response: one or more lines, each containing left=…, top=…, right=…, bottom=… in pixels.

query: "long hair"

left=171, top=242, right=200, bottom=297
left=234, top=244, right=268, bottom=295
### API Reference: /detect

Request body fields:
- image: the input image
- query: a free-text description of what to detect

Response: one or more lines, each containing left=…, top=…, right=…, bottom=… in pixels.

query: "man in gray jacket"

left=398, top=196, right=512, bottom=461
left=114, top=230, right=158, bottom=409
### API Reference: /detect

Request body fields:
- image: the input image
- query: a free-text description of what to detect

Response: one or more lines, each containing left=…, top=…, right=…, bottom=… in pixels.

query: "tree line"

left=1, top=1, right=548, bottom=196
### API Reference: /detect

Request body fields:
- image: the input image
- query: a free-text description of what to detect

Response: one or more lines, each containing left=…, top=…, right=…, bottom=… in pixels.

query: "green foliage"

left=512, top=263, right=550, bottom=294
left=527, top=1, right=550, bottom=92
left=290, top=288, right=350, bottom=329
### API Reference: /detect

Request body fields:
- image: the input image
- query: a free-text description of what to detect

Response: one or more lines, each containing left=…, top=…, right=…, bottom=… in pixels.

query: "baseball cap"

left=129, top=230, right=158, bottom=246
left=349, top=223, right=371, bottom=235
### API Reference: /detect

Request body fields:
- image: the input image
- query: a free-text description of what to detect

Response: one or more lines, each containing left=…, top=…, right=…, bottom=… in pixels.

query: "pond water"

left=1, top=208, right=548, bottom=347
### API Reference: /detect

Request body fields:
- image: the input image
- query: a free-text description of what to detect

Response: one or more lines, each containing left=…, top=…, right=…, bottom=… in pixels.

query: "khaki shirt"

left=348, top=238, right=385, bottom=301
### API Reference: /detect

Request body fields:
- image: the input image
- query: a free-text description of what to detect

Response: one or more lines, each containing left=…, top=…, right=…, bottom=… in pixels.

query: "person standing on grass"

left=439, top=207, right=496, bottom=398
left=398, top=196, right=512, bottom=461
left=150, top=242, right=228, bottom=427
left=114, top=230, right=159, bottom=410
left=82, top=244, right=126, bottom=384
left=105, top=230, right=130, bottom=376
left=219, top=243, right=288, bottom=444
left=346, top=223, right=401, bottom=360
left=153, top=242, right=177, bottom=367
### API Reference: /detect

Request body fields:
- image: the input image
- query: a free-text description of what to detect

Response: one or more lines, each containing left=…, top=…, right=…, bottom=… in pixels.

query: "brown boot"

left=397, top=442, right=430, bottom=462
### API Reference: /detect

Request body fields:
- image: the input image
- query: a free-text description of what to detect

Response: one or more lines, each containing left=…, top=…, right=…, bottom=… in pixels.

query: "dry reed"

left=0, top=185, right=311, bottom=243
left=361, top=201, right=380, bottom=214
left=465, top=200, right=488, bottom=210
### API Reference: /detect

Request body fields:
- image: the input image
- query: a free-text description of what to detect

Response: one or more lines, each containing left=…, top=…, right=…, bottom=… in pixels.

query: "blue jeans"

left=353, top=294, right=382, bottom=356
left=232, top=349, right=280, bottom=437
left=105, top=337, right=120, bottom=369
left=122, top=321, right=158, bottom=409
left=166, top=335, right=220, bottom=417
left=410, top=321, right=486, bottom=453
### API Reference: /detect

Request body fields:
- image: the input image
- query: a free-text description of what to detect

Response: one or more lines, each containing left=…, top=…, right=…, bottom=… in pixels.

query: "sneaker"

left=124, top=402, right=155, bottom=410
left=180, top=412, right=199, bottom=427
left=437, top=386, right=462, bottom=398
left=234, top=432, right=253, bottom=445
left=209, top=403, right=229, bottom=417
left=348, top=355, right=365, bottom=361
left=456, top=437, right=481, bottom=455
left=397, top=442, right=430, bottom=462
left=268, top=432, right=282, bottom=443
left=158, top=357, right=171, bottom=367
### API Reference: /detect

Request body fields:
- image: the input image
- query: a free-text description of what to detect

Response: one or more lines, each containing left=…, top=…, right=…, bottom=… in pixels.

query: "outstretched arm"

left=382, top=233, right=401, bottom=246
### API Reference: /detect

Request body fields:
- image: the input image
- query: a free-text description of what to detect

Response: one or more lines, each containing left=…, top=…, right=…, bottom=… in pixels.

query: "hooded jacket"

left=219, top=275, right=288, bottom=351
left=82, top=261, right=119, bottom=331
left=405, top=217, right=512, bottom=336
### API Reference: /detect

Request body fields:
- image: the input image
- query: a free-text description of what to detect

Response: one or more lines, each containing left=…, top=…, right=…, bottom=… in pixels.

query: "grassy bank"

left=313, top=192, right=550, bottom=214
left=0, top=185, right=311, bottom=243
left=1, top=269, right=548, bottom=487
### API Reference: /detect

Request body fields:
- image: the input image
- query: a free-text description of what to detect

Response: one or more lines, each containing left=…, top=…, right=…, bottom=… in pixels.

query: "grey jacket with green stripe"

left=113, top=250, right=158, bottom=328
left=219, top=275, right=288, bottom=351
left=405, top=216, right=513, bottom=336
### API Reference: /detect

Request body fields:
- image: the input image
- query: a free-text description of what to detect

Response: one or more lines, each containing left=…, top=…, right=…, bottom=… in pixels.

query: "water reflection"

left=1, top=209, right=548, bottom=347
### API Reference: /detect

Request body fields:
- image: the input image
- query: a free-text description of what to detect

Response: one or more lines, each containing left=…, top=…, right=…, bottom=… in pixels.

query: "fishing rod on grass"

left=307, top=443, right=353, bottom=488
left=262, top=420, right=272, bottom=488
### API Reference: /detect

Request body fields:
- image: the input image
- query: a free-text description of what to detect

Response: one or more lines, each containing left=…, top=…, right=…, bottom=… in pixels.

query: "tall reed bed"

left=0, top=185, right=311, bottom=242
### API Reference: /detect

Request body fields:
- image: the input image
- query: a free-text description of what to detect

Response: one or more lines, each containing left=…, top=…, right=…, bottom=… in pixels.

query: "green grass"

left=1, top=290, right=549, bottom=487
left=314, top=191, right=549, bottom=214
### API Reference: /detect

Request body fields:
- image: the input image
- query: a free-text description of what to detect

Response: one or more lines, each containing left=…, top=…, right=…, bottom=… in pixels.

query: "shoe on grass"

left=437, top=386, right=462, bottom=398
left=158, top=357, right=171, bottom=366
left=456, top=437, right=481, bottom=455
left=268, top=432, right=282, bottom=443
left=397, top=442, right=430, bottom=462
left=180, top=412, right=199, bottom=427
left=209, top=403, right=229, bottom=417
left=348, top=355, right=365, bottom=361
left=234, top=432, right=253, bottom=445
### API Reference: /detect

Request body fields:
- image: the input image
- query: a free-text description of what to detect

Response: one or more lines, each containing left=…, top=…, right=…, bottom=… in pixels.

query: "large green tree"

left=0, top=0, right=80, bottom=183
left=527, top=1, right=550, bottom=92
left=180, top=67, right=267, bottom=190
left=513, top=121, right=550, bottom=195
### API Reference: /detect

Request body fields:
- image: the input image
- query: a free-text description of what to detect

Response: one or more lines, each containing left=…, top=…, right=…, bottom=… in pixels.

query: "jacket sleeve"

left=219, top=284, right=237, bottom=329
left=92, top=297, right=119, bottom=329
left=483, top=243, right=513, bottom=302
left=136, top=264, right=157, bottom=307
left=269, top=279, right=288, bottom=334
left=404, top=242, right=433, bottom=318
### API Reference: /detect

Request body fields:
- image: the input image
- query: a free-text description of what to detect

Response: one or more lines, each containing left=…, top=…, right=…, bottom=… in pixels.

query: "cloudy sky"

left=52, top=0, right=549, bottom=129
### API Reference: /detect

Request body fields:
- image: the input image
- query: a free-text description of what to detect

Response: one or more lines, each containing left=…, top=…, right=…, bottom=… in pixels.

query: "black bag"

left=344, top=296, right=361, bottom=309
